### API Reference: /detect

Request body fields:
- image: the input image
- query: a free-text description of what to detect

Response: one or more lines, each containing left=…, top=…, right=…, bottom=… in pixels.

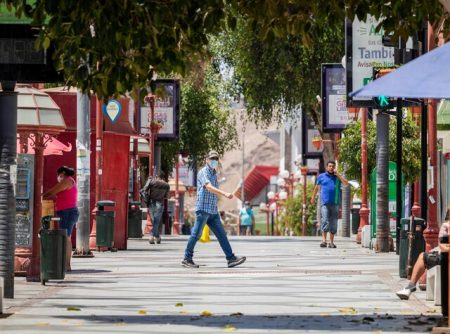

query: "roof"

left=234, top=165, right=279, bottom=201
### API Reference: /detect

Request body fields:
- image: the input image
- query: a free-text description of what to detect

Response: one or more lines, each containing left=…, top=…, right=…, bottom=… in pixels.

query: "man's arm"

left=336, top=172, right=348, bottom=186
left=439, top=243, right=449, bottom=253
left=205, top=182, right=233, bottom=199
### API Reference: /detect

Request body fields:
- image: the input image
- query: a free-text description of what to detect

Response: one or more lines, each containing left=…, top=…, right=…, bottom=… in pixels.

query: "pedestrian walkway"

left=1, top=236, right=442, bottom=333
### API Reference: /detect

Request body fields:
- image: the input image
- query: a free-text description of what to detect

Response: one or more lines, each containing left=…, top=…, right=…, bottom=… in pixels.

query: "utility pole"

left=75, top=91, right=93, bottom=257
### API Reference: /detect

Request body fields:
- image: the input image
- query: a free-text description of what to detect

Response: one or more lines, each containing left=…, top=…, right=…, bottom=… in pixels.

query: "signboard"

left=0, top=24, right=63, bottom=82
left=302, top=112, right=322, bottom=158
left=370, top=161, right=405, bottom=239
left=15, top=154, right=34, bottom=247
left=140, top=79, right=180, bottom=141
left=345, top=15, right=395, bottom=107
left=103, top=99, right=122, bottom=124
left=321, top=64, right=349, bottom=132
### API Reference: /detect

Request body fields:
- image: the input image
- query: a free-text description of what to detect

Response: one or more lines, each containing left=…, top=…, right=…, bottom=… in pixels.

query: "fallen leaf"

left=175, top=303, right=184, bottom=307
left=320, top=313, right=331, bottom=317
left=137, top=310, right=147, bottom=315
left=338, top=307, right=358, bottom=315
left=224, top=325, right=236, bottom=332
left=374, top=331, right=382, bottom=334
left=426, top=308, right=438, bottom=313
left=66, top=307, right=81, bottom=311
left=179, top=310, right=188, bottom=314
left=200, top=310, right=213, bottom=317
left=35, top=322, right=50, bottom=326
left=114, top=322, right=126, bottom=326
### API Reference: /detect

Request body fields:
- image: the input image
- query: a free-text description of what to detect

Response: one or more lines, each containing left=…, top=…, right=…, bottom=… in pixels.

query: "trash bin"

left=40, top=215, right=66, bottom=285
left=95, top=200, right=116, bottom=249
left=351, top=200, right=361, bottom=235
left=128, top=201, right=143, bottom=238
left=399, top=217, right=426, bottom=278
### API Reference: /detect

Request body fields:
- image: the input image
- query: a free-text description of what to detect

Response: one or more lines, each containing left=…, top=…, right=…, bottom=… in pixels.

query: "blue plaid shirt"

left=195, top=165, right=219, bottom=214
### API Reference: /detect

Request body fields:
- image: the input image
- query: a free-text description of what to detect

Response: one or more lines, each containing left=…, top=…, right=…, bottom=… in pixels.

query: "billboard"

left=321, top=64, right=349, bottom=132
left=345, top=15, right=395, bottom=107
left=302, top=112, right=322, bottom=158
left=140, top=79, right=180, bottom=141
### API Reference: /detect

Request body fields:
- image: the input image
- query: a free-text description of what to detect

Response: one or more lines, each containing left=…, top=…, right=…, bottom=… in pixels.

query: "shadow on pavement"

left=53, top=313, right=441, bottom=332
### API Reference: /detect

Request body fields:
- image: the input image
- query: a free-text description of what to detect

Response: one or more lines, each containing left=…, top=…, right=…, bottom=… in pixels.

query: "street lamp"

left=259, top=202, right=274, bottom=235
left=15, top=85, right=66, bottom=280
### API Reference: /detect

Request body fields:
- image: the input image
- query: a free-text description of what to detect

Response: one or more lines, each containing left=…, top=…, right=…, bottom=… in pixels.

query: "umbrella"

left=350, top=41, right=450, bottom=99
left=17, top=136, right=72, bottom=156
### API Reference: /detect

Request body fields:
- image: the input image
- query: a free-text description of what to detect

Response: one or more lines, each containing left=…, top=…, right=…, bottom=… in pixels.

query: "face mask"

left=57, top=175, right=64, bottom=183
left=209, top=160, right=218, bottom=169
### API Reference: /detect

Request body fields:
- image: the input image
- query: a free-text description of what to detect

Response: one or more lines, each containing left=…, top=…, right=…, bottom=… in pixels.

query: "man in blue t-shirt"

left=311, top=161, right=348, bottom=248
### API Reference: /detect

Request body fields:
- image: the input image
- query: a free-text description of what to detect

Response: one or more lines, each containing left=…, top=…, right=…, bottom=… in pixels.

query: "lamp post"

left=267, top=191, right=282, bottom=236
left=14, top=86, right=66, bottom=280
left=300, top=166, right=308, bottom=236
left=172, top=153, right=180, bottom=235
left=411, top=106, right=422, bottom=217
left=259, top=202, right=274, bottom=235
left=358, top=108, right=370, bottom=244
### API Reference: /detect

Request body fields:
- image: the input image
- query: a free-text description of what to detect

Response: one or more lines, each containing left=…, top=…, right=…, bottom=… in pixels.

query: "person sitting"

left=396, top=219, right=449, bottom=300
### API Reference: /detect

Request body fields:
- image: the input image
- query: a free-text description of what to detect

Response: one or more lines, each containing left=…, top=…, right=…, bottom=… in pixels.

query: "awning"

left=17, top=135, right=72, bottom=156
left=234, top=165, right=279, bottom=201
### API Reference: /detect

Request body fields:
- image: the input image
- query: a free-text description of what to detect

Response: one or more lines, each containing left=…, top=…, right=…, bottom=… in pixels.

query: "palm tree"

left=376, top=113, right=390, bottom=252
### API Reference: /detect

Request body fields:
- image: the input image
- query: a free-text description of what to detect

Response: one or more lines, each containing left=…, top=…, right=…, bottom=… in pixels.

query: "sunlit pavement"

left=1, top=236, right=441, bottom=333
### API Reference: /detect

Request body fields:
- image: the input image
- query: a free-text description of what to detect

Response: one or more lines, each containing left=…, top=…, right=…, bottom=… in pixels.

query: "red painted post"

left=28, top=133, right=45, bottom=280
left=357, top=108, right=370, bottom=244
left=172, top=154, right=180, bottom=235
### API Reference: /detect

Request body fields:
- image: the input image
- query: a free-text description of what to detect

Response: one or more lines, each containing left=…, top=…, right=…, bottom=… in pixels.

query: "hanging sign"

left=103, top=99, right=122, bottom=124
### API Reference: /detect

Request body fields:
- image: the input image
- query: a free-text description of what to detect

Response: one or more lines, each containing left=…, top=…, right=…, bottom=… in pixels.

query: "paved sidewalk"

left=0, top=236, right=442, bottom=333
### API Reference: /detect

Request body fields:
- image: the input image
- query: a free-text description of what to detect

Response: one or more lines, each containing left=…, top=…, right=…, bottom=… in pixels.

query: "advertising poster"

left=321, top=64, right=349, bottom=132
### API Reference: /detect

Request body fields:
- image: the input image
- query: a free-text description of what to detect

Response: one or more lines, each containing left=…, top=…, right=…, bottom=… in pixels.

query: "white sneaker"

left=396, top=286, right=416, bottom=300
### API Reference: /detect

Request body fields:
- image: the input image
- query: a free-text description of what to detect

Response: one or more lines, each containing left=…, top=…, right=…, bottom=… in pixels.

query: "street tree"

left=159, top=65, right=239, bottom=179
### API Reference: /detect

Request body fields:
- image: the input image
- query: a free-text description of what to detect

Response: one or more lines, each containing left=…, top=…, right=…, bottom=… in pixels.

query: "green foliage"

left=160, top=66, right=238, bottom=178
left=211, top=17, right=344, bottom=125
left=338, top=113, right=421, bottom=191
left=277, top=183, right=317, bottom=236
left=1, top=0, right=447, bottom=101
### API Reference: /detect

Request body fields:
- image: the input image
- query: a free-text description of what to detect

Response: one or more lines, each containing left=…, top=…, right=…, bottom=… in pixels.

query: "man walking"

left=311, top=161, right=348, bottom=248
left=141, top=174, right=170, bottom=244
left=182, top=150, right=246, bottom=268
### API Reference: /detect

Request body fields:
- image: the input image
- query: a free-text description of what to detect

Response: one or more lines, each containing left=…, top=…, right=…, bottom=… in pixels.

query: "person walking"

left=141, top=174, right=170, bottom=244
left=182, top=150, right=246, bottom=268
left=239, top=201, right=255, bottom=236
left=43, top=166, right=79, bottom=272
left=310, top=161, right=348, bottom=248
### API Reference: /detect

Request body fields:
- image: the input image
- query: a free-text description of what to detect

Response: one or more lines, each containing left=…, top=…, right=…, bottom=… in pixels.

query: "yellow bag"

left=200, top=225, right=211, bottom=243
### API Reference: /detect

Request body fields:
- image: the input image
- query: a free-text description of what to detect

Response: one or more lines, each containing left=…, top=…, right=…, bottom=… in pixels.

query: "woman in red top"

left=43, top=166, right=79, bottom=271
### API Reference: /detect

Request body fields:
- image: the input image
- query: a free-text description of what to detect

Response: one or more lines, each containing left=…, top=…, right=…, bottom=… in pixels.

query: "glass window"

left=17, top=108, right=38, bottom=125
left=17, top=94, right=36, bottom=108
left=39, top=109, right=65, bottom=126
left=35, top=95, right=57, bottom=109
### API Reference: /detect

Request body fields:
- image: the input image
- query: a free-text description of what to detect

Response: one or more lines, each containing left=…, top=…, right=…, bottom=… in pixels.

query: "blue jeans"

left=57, top=207, right=79, bottom=236
left=184, top=211, right=236, bottom=261
left=320, top=204, right=338, bottom=235
left=150, top=201, right=164, bottom=238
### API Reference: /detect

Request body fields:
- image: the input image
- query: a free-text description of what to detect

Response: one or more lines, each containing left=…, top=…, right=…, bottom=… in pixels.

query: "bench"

left=426, top=265, right=442, bottom=306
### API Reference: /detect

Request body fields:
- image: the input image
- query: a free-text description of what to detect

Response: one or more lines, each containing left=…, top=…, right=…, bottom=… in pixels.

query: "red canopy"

left=17, top=136, right=72, bottom=156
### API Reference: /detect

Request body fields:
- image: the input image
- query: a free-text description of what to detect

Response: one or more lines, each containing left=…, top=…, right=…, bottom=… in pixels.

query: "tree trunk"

left=376, top=113, right=390, bottom=252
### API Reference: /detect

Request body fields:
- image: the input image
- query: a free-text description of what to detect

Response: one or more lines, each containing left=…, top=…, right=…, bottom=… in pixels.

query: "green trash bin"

left=96, top=200, right=116, bottom=249
left=128, top=201, right=143, bottom=238
left=40, top=216, right=67, bottom=285
left=399, top=217, right=426, bottom=278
